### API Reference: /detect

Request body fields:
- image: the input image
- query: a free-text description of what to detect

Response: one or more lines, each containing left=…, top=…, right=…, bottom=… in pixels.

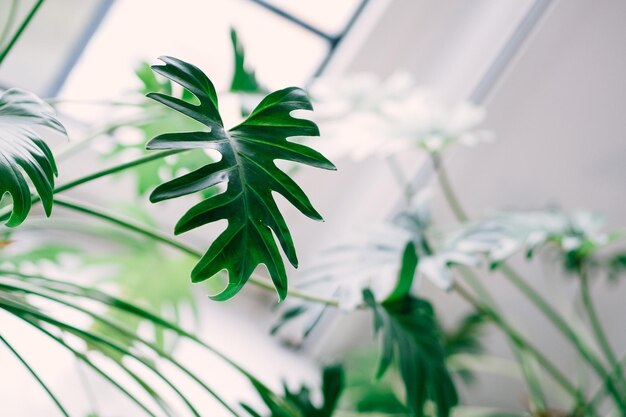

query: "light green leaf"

left=146, top=56, right=335, bottom=301
left=0, top=88, right=66, bottom=226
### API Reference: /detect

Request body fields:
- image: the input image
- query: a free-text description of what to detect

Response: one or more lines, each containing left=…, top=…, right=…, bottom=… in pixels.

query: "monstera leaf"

left=146, top=56, right=335, bottom=301
left=0, top=88, right=66, bottom=226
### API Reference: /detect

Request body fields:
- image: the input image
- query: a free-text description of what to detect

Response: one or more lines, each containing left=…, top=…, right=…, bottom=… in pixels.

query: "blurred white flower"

left=310, top=72, right=493, bottom=160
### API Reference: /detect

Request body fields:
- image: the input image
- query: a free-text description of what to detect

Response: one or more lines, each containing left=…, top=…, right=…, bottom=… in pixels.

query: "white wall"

left=308, top=0, right=626, bottom=409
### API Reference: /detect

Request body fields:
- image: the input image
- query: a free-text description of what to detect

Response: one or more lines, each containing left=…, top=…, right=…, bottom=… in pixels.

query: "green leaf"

left=230, top=27, right=265, bottom=94
left=0, top=88, right=66, bottom=226
left=385, top=241, right=418, bottom=303
left=364, top=289, right=458, bottom=417
left=146, top=56, right=335, bottom=301
left=442, top=312, right=487, bottom=358
left=104, top=61, right=211, bottom=198
left=243, top=365, right=345, bottom=417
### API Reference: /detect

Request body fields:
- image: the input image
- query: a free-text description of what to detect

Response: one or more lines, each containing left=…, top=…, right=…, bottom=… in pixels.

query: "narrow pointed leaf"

left=146, top=56, right=335, bottom=301
left=385, top=241, right=418, bottom=303
left=229, top=27, right=265, bottom=93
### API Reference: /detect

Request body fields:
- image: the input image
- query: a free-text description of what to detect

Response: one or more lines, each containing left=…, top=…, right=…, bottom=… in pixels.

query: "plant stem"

left=0, top=150, right=182, bottom=223
left=0, top=297, right=204, bottom=417
left=500, top=263, right=625, bottom=409
left=452, top=282, right=581, bottom=402
left=0, top=0, right=45, bottom=65
left=386, top=155, right=413, bottom=205
left=52, top=196, right=342, bottom=307
left=590, top=351, right=626, bottom=407
left=55, top=150, right=183, bottom=192
left=0, top=279, right=240, bottom=417
left=434, top=154, right=626, bottom=410
left=0, top=333, right=70, bottom=416
left=457, top=268, right=549, bottom=410
left=25, top=321, right=161, bottom=417
left=0, top=0, right=19, bottom=49
left=579, top=267, right=626, bottom=392
left=431, top=152, right=468, bottom=222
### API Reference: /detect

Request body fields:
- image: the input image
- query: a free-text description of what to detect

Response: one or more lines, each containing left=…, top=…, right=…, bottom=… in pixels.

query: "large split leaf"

left=146, top=56, right=335, bottom=301
left=364, top=289, right=458, bottom=417
left=0, top=88, right=66, bottom=226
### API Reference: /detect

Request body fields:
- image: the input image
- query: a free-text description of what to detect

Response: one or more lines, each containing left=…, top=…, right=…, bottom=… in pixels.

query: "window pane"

left=261, top=0, right=363, bottom=35
left=60, top=0, right=328, bottom=121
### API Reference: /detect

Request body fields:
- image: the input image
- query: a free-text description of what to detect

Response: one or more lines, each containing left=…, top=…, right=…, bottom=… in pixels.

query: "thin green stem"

left=55, top=150, right=183, bottom=193
left=52, top=196, right=342, bottom=307
left=0, top=297, right=203, bottom=417
left=16, top=317, right=162, bottom=417
left=55, top=112, right=162, bottom=161
left=579, top=267, right=626, bottom=392
left=458, top=267, right=551, bottom=410
left=386, top=155, right=413, bottom=205
left=0, top=279, right=240, bottom=417
left=431, top=153, right=468, bottom=222
left=0, top=0, right=19, bottom=49
left=452, top=282, right=581, bottom=403
left=434, top=154, right=625, bottom=410
left=0, top=268, right=255, bottom=381
left=590, top=351, right=626, bottom=407
left=0, top=333, right=70, bottom=417
left=0, top=0, right=45, bottom=65
left=500, top=264, right=626, bottom=410
left=0, top=150, right=183, bottom=223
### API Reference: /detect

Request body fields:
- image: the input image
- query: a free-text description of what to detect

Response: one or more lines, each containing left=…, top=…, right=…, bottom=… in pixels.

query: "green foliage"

left=339, top=349, right=409, bottom=414
left=0, top=88, right=66, bottom=226
left=0, top=270, right=224, bottom=416
left=385, top=242, right=419, bottom=303
left=146, top=56, right=335, bottom=301
left=364, top=289, right=458, bottom=417
left=361, top=241, right=458, bottom=416
left=442, top=312, right=487, bottom=358
left=89, top=242, right=198, bottom=355
left=104, top=61, right=212, bottom=197
left=243, top=365, right=345, bottom=417
left=230, top=27, right=265, bottom=94
left=607, top=253, right=626, bottom=282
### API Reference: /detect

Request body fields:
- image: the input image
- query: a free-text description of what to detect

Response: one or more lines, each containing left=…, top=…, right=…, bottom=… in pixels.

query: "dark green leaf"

left=104, top=61, right=212, bottom=198
left=385, top=241, right=418, bottom=303
left=146, top=56, right=335, bottom=301
left=364, top=289, right=458, bottom=417
left=442, top=312, right=487, bottom=357
left=230, top=27, right=265, bottom=94
left=0, top=88, right=66, bottom=226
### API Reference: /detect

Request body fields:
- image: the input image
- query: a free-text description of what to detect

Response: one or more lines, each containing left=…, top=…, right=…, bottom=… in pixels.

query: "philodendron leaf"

left=146, top=56, right=335, bottom=301
left=364, top=289, right=458, bottom=417
left=0, top=88, right=66, bottom=226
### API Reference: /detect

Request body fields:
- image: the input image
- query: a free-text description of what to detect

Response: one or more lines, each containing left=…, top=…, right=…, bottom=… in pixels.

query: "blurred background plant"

left=1, top=1, right=626, bottom=417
